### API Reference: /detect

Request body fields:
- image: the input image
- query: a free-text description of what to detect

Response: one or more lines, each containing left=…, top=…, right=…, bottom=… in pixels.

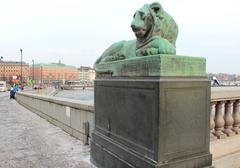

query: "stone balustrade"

left=210, top=87, right=240, bottom=167
left=210, top=87, right=240, bottom=140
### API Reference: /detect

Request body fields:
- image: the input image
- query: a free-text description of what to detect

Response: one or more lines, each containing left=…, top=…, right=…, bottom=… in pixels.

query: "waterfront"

left=54, top=89, right=94, bottom=105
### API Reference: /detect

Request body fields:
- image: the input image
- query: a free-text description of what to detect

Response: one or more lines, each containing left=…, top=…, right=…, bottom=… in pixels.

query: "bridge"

left=1, top=87, right=240, bottom=168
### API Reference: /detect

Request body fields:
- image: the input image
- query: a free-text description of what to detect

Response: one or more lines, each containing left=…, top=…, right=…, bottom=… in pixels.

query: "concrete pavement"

left=0, top=92, right=95, bottom=168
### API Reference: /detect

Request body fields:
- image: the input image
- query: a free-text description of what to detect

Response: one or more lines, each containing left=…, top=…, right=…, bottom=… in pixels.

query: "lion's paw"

left=102, top=54, right=126, bottom=62
left=145, top=48, right=159, bottom=55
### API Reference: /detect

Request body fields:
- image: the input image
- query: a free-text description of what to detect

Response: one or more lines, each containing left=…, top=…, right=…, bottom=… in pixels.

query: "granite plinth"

left=91, top=77, right=212, bottom=168
left=91, top=55, right=213, bottom=168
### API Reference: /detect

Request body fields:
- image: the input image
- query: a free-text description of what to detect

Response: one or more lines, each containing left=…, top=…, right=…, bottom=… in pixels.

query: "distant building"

left=30, top=63, right=79, bottom=85
left=215, top=73, right=229, bottom=81
left=0, top=60, right=29, bottom=83
left=236, top=75, right=240, bottom=81
left=78, top=66, right=95, bottom=84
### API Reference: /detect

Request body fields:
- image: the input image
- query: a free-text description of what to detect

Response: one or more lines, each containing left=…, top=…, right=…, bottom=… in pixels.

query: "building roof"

left=31, top=63, right=76, bottom=68
left=0, top=61, right=28, bottom=65
left=78, top=66, right=94, bottom=71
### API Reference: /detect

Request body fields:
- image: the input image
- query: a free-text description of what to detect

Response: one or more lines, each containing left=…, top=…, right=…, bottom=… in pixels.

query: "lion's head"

left=131, top=2, right=178, bottom=47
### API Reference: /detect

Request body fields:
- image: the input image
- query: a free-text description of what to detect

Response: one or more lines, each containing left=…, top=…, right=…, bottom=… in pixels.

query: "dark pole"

left=3, top=58, right=5, bottom=81
left=0, top=56, right=4, bottom=81
left=41, top=66, right=43, bottom=87
left=32, top=59, right=34, bottom=88
left=20, top=49, right=23, bottom=84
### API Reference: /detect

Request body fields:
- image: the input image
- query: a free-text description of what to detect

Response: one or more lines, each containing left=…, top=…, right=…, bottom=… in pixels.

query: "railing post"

left=83, top=122, right=90, bottom=145
left=210, top=102, right=217, bottom=140
left=213, top=101, right=227, bottom=139
left=223, top=100, right=235, bottom=136
left=232, top=100, right=240, bottom=134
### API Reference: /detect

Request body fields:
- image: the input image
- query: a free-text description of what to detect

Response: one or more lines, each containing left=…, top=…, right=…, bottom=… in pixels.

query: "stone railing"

left=16, top=92, right=94, bottom=145
left=210, top=87, right=240, bottom=140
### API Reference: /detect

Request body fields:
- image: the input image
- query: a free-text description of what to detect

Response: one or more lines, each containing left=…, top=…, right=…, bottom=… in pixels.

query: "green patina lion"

left=94, top=2, right=178, bottom=66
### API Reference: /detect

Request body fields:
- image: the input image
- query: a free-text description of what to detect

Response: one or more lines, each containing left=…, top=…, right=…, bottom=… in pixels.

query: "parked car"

left=33, top=85, right=43, bottom=89
left=0, top=81, right=7, bottom=92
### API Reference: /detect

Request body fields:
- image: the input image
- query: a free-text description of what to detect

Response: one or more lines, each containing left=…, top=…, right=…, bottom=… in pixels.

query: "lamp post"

left=32, top=59, right=34, bottom=88
left=0, top=56, right=4, bottom=81
left=20, top=49, right=23, bottom=84
left=41, top=66, right=43, bottom=88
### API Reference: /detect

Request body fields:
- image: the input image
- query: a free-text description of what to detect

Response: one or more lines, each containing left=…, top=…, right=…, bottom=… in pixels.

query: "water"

left=54, top=89, right=94, bottom=105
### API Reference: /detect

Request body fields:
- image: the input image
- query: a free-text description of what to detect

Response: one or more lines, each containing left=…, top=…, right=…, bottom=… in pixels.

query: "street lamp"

left=0, top=56, right=4, bottom=81
left=0, top=56, right=5, bottom=81
left=32, top=59, right=34, bottom=88
left=41, top=66, right=43, bottom=88
left=20, top=49, right=23, bottom=84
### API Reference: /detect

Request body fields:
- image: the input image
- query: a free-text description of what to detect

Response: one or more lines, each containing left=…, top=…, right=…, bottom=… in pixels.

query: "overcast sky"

left=0, top=0, right=239, bottom=73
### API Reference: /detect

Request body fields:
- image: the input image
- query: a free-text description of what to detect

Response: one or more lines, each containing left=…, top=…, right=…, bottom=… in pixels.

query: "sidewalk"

left=0, top=92, right=95, bottom=168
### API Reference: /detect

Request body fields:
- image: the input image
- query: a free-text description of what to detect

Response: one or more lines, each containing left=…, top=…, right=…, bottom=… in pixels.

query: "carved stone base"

left=232, top=127, right=240, bottom=134
left=223, top=129, right=235, bottom=137
left=91, top=77, right=213, bottom=168
left=210, top=133, right=217, bottom=141
left=213, top=131, right=227, bottom=139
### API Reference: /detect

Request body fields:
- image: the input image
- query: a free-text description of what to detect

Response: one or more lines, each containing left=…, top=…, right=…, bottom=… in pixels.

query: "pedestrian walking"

left=10, top=84, right=18, bottom=99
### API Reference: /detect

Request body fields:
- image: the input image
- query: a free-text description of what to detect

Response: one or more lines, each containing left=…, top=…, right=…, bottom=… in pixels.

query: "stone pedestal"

left=91, top=55, right=213, bottom=168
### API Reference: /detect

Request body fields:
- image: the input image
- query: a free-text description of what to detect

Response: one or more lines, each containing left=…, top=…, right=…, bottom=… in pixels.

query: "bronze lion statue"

left=94, top=2, right=178, bottom=66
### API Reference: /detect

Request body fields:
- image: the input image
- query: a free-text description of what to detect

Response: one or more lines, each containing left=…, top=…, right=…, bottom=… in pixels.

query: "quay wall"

left=16, top=92, right=94, bottom=145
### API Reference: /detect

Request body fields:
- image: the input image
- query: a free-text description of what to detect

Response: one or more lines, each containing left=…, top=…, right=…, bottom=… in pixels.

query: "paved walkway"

left=0, top=92, right=95, bottom=168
